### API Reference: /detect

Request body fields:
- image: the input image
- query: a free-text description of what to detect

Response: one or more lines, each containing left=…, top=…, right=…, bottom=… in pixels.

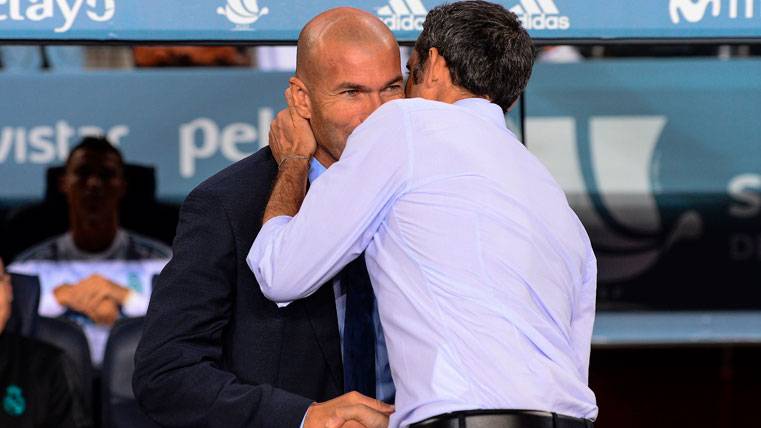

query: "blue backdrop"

left=0, top=0, right=760, bottom=41
left=2, top=59, right=761, bottom=309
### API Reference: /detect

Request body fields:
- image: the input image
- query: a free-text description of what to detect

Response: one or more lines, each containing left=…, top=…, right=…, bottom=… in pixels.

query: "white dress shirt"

left=249, top=98, right=598, bottom=427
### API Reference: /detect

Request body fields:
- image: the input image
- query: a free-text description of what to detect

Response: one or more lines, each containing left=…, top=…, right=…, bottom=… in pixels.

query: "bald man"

left=133, top=7, right=401, bottom=428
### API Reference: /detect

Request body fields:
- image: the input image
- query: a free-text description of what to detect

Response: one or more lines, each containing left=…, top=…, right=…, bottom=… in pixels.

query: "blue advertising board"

left=0, top=69, right=288, bottom=202
left=526, top=59, right=761, bottom=310
left=1, top=59, right=761, bottom=310
left=0, top=0, right=760, bottom=42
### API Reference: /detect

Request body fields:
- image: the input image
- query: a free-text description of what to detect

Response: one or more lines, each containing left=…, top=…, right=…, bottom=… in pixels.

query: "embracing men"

left=136, top=2, right=597, bottom=428
left=249, top=1, right=598, bottom=428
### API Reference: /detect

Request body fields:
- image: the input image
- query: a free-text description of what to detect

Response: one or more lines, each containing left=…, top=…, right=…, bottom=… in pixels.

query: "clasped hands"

left=53, top=274, right=130, bottom=326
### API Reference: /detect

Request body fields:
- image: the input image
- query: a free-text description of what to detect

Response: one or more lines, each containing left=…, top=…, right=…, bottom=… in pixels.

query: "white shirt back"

left=250, top=98, right=598, bottom=427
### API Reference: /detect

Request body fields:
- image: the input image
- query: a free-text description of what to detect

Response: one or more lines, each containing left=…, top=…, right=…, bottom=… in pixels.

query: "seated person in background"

left=0, top=258, right=90, bottom=428
left=8, top=137, right=171, bottom=366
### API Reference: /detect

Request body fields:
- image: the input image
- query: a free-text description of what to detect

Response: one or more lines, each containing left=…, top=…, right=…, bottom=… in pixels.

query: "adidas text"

left=376, top=0, right=427, bottom=31
left=381, top=14, right=425, bottom=31
left=510, top=0, right=571, bottom=31
left=520, top=14, right=570, bottom=30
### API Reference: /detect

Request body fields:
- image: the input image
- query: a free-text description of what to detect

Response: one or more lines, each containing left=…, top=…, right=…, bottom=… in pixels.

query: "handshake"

left=53, top=274, right=131, bottom=326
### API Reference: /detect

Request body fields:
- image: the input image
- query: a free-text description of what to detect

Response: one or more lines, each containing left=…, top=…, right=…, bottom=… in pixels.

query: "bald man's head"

left=288, top=7, right=403, bottom=169
left=296, top=7, right=397, bottom=85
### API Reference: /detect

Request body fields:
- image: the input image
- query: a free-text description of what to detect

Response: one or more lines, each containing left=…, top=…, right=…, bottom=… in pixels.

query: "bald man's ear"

left=288, top=77, right=312, bottom=120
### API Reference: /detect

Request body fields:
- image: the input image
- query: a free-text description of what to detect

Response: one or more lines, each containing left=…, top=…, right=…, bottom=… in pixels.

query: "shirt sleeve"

left=121, top=290, right=149, bottom=317
left=571, top=241, right=597, bottom=382
left=39, top=290, right=67, bottom=317
left=248, top=101, right=412, bottom=305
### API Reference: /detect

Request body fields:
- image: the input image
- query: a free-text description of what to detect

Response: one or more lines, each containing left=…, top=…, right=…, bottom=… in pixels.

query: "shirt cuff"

left=299, top=411, right=307, bottom=428
left=121, top=290, right=149, bottom=317
left=258, top=215, right=293, bottom=236
left=248, top=215, right=294, bottom=308
left=39, top=290, right=66, bottom=317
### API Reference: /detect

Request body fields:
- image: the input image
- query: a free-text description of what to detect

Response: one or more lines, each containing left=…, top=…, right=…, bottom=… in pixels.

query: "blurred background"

left=2, top=1, right=761, bottom=427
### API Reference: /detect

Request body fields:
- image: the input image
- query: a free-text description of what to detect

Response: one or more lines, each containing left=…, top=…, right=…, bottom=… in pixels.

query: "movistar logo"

left=510, top=0, right=570, bottom=31
left=670, top=0, right=755, bottom=24
left=0, top=0, right=115, bottom=33
left=217, top=0, right=268, bottom=29
left=376, top=0, right=428, bottom=31
left=528, top=116, right=703, bottom=283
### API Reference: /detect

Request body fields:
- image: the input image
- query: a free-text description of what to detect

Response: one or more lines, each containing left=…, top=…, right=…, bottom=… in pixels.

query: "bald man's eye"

left=385, top=84, right=403, bottom=93
left=342, top=89, right=360, bottom=97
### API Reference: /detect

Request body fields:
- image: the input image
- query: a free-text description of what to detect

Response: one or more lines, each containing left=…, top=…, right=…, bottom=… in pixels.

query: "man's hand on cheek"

left=268, top=87, right=317, bottom=166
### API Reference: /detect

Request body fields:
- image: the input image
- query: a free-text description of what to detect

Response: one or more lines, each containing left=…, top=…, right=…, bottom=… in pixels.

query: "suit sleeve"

left=132, top=187, right=312, bottom=428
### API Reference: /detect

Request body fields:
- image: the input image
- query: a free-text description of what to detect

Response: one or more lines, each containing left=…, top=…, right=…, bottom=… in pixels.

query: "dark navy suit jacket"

left=133, top=147, right=345, bottom=428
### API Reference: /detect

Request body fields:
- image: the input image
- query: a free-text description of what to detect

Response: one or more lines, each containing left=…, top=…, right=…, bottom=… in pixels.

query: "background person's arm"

left=248, top=101, right=411, bottom=305
left=0, top=258, right=10, bottom=333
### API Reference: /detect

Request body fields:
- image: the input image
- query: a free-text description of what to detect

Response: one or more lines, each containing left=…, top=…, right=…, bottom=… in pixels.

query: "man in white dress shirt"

left=249, top=2, right=598, bottom=427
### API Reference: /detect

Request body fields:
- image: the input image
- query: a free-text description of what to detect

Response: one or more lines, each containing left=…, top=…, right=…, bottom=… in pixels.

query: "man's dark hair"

left=66, top=136, right=124, bottom=168
left=413, top=0, right=535, bottom=112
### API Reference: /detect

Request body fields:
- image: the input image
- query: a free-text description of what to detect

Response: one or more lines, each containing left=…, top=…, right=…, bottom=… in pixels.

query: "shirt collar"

left=308, top=157, right=327, bottom=183
left=453, top=97, right=507, bottom=130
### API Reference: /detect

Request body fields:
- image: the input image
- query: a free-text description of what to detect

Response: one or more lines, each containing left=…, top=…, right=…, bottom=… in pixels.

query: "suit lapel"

left=304, top=281, right=344, bottom=392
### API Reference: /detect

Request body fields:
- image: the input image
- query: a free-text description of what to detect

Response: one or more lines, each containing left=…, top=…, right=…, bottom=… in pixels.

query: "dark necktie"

left=340, top=254, right=376, bottom=397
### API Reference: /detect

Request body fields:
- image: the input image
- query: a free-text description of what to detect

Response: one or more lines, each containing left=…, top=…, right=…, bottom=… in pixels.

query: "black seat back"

left=6, top=273, right=40, bottom=336
left=34, top=316, right=93, bottom=415
left=102, top=317, right=160, bottom=428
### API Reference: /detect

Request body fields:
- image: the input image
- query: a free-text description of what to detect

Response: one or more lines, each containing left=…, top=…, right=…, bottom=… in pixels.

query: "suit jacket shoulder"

left=134, top=146, right=342, bottom=428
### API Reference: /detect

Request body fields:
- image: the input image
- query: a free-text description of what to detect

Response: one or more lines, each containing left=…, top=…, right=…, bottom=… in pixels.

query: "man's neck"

left=437, top=87, right=484, bottom=105
left=70, top=215, right=119, bottom=253
left=313, top=149, right=336, bottom=169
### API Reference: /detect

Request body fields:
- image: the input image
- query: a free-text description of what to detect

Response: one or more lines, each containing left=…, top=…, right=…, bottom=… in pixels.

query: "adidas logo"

left=377, top=0, right=428, bottom=31
left=510, top=0, right=570, bottom=30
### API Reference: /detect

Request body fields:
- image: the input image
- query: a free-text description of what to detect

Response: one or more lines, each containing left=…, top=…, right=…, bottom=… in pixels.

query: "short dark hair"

left=66, top=136, right=124, bottom=169
left=413, top=0, right=535, bottom=112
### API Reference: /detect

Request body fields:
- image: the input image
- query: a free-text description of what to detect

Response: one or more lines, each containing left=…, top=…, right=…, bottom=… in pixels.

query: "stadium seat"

left=1, top=163, right=179, bottom=262
left=102, top=317, right=160, bottom=428
left=34, top=316, right=94, bottom=417
left=5, top=273, right=40, bottom=336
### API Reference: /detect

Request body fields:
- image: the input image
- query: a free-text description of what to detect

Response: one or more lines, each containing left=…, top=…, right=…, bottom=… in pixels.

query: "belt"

left=410, top=410, right=594, bottom=428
